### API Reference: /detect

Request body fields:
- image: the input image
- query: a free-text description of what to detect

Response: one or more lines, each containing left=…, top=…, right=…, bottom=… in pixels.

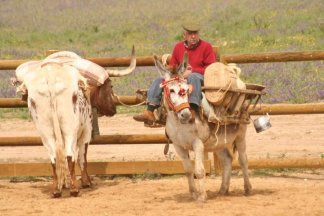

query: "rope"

left=224, top=123, right=227, bottom=144
left=214, top=121, right=220, bottom=146
left=113, top=94, right=146, bottom=107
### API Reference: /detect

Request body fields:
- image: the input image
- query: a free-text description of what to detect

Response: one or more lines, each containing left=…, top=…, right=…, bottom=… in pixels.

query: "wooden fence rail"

left=0, top=158, right=323, bottom=177
left=0, top=134, right=168, bottom=146
left=1, top=97, right=324, bottom=115
left=0, top=96, right=144, bottom=108
left=0, top=50, right=323, bottom=70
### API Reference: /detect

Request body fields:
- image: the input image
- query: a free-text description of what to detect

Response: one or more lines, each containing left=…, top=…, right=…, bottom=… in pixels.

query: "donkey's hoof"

left=197, top=194, right=207, bottom=203
left=70, top=189, right=79, bottom=197
left=244, top=184, right=252, bottom=196
left=244, top=189, right=252, bottom=196
left=191, top=192, right=198, bottom=200
left=52, top=191, right=62, bottom=198
left=81, top=182, right=91, bottom=188
left=218, top=188, right=229, bottom=196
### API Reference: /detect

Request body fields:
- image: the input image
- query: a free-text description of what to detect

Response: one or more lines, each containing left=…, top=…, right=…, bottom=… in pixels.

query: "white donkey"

left=154, top=54, right=252, bottom=202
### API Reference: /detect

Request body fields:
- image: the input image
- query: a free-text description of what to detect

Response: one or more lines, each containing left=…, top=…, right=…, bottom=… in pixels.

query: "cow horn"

left=106, top=45, right=136, bottom=77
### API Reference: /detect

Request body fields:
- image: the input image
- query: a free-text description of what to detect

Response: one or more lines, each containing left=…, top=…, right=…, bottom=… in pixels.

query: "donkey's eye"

left=170, top=89, right=175, bottom=93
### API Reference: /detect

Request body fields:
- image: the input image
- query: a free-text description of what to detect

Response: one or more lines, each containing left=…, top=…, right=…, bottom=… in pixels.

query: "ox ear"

left=177, top=52, right=188, bottom=76
left=153, top=55, right=171, bottom=79
left=78, top=79, right=90, bottom=102
left=10, top=77, right=21, bottom=87
left=78, top=77, right=88, bottom=92
left=16, top=82, right=27, bottom=95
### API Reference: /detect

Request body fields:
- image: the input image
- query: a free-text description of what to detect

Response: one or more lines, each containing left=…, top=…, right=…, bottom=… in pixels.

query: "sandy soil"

left=0, top=114, right=323, bottom=215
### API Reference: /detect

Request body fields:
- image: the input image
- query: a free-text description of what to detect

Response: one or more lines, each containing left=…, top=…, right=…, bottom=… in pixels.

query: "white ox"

left=12, top=48, right=136, bottom=197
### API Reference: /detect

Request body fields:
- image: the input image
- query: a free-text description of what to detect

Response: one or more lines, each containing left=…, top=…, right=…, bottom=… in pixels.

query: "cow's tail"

left=45, top=65, right=67, bottom=191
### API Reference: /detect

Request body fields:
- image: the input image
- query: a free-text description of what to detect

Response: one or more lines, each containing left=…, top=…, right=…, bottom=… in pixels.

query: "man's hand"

left=183, top=65, right=192, bottom=78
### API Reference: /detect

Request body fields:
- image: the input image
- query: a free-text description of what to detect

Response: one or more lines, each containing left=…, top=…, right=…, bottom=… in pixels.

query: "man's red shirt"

left=169, top=40, right=217, bottom=75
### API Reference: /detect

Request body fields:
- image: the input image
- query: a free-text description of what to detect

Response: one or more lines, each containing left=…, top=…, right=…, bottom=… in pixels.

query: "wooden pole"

left=0, top=160, right=212, bottom=177
left=232, top=158, right=324, bottom=170
left=0, top=158, right=321, bottom=177
left=248, top=103, right=324, bottom=115
left=0, top=134, right=168, bottom=146
left=1, top=50, right=323, bottom=70
left=1, top=98, right=324, bottom=115
left=213, top=157, right=324, bottom=175
left=213, top=152, right=222, bottom=175
left=222, top=50, right=324, bottom=64
left=0, top=96, right=146, bottom=108
left=0, top=98, right=27, bottom=108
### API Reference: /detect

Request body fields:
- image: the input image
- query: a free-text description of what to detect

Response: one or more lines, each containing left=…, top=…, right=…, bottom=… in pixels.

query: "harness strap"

left=163, top=84, right=190, bottom=113
left=174, top=102, right=190, bottom=112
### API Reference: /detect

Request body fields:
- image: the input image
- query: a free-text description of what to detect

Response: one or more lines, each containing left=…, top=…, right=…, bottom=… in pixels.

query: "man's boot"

left=189, top=103, right=200, bottom=123
left=91, top=107, right=100, bottom=138
left=133, top=110, right=156, bottom=126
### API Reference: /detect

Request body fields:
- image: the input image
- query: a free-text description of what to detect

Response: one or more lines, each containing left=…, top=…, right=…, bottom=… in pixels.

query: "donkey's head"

left=154, top=53, right=192, bottom=124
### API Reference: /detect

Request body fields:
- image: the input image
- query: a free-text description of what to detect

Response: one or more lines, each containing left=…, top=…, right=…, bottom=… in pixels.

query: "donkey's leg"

left=235, top=136, right=252, bottom=195
left=192, top=139, right=207, bottom=202
left=173, top=144, right=197, bottom=200
left=217, top=148, right=232, bottom=195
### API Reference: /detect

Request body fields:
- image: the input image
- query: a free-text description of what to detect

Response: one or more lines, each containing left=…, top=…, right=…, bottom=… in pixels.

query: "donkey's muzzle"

left=178, top=109, right=192, bottom=124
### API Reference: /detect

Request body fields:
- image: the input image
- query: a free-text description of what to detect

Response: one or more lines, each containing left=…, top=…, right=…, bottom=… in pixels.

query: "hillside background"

left=0, top=0, right=323, bottom=117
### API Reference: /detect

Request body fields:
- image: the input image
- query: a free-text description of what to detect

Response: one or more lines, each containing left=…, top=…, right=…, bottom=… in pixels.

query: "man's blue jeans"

left=147, top=72, right=204, bottom=107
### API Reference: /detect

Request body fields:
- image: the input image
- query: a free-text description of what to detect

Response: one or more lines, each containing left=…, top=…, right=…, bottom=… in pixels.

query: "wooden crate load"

left=203, top=62, right=265, bottom=125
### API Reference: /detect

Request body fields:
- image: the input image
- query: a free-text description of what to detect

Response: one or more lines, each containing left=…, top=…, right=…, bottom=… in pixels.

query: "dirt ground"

left=0, top=114, right=323, bottom=215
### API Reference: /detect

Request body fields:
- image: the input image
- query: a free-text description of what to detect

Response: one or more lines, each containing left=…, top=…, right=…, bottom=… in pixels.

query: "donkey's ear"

left=177, top=52, right=188, bottom=76
left=154, top=55, right=171, bottom=78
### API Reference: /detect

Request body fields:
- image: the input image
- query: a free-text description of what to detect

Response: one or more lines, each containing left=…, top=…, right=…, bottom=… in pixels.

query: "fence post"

left=213, top=152, right=221, bottom=175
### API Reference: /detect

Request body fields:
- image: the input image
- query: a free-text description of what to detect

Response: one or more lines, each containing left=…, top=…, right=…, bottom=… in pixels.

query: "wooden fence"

left=0, top=49, right=323, bottom=70
left=0, top=49, right=323, bottom=177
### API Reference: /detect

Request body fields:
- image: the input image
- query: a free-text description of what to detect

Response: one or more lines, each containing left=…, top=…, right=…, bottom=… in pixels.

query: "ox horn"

left=106, top=45, right=136, bottom=77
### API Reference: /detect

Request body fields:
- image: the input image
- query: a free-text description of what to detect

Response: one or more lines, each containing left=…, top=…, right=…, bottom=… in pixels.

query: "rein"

left=160, top=77, right=190, bottom=113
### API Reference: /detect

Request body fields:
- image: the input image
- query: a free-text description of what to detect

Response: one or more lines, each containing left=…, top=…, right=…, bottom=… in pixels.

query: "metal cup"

left=253, top=113, right=272, bottom=133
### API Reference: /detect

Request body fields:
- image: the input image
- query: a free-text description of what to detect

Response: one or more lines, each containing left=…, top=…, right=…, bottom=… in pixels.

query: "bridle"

left=160, top=76, right=190, bottom=113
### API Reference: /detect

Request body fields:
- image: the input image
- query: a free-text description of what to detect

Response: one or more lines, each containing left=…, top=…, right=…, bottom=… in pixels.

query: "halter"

left=160, top=76, right=190, bottom=113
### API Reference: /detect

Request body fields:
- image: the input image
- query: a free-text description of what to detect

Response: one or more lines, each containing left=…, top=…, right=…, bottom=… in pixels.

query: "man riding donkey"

left=133, top=23, right=258, bottom=202
left=133, top=22, right=217, bottom=125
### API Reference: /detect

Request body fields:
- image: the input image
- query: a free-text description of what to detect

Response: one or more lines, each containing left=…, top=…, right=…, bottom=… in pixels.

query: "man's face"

left=183, top=30, right=200, bottom=46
